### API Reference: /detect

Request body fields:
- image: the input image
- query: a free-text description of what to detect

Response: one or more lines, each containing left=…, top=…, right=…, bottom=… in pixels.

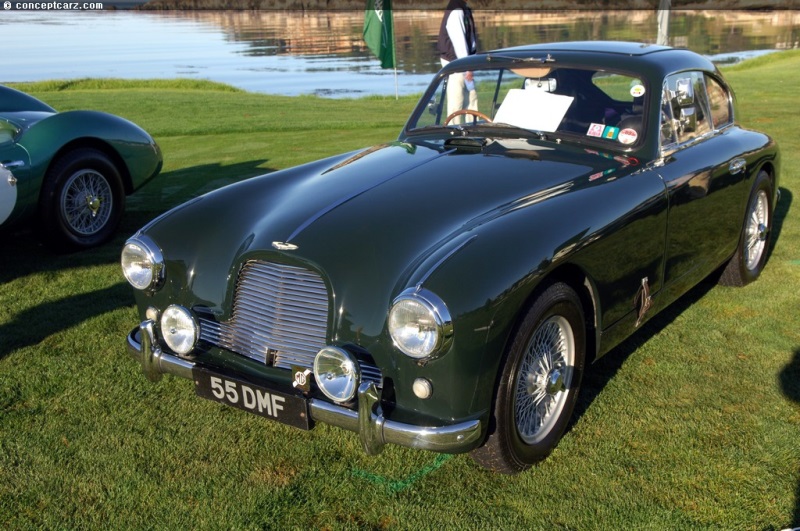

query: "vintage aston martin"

left=122, top=42, right=779, bottom=473
left=0, top=84, right=162, bottom=250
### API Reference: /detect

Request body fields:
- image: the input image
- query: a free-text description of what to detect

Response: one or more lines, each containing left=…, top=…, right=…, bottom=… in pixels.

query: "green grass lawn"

left=2, top=52, right=799, bottom=529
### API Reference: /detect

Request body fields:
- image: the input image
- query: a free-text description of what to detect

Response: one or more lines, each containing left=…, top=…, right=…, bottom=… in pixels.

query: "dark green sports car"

left=0, top=85, right=162, bottom=250
left=122, top=42, right=780, bottom=473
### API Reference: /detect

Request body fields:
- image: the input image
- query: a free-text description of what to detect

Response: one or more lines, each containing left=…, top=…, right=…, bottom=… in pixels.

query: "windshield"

left=409, top=64, right=647, bottom=147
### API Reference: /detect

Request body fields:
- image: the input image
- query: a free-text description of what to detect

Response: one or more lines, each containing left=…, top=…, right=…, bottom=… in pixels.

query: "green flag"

left=363, top=0, right=395, bottom=69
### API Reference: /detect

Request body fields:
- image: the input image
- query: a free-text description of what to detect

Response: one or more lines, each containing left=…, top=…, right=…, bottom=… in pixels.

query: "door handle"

left=729, top=158, right=746, bottom=175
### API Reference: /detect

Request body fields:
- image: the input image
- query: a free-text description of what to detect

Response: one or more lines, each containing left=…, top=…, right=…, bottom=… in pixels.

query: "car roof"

left=496, top=41, right=673, bottom=56
left=469, top=40, right=719, bottom=79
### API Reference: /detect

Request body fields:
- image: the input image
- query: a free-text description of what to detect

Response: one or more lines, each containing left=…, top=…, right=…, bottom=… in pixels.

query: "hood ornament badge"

left=272, top=241, right=298, bottom=251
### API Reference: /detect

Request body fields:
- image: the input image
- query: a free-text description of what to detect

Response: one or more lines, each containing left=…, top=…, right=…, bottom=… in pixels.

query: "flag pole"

left=393, top=26, right=398, bottom=100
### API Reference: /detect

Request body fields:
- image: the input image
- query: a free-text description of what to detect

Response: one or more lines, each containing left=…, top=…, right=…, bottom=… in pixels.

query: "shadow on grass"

left=572, top=276, right=718, bottom=427
left=780, top=349, right=800, bottom=527
left=771, top=187, right=792, bottom=260
left=0, top=282, right=133, bottom=360
left=0, top=160, right=273, bottom=360
left=127, top=159, right=273, bottom=216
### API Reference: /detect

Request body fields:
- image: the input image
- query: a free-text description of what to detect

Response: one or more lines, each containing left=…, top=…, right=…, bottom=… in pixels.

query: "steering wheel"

left=444, top=109, right=492, bottom=125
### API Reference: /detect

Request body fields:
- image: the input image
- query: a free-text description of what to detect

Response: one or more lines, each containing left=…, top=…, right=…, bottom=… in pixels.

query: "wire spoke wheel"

left=719, top=171, right=773, bottom=287
left=470, top=282, right=586, bottom=474
left=41, top=148, right=124, bottom=251
left=744, top=189, right=769, bottom=272
left=60, top=169, right=113, bottom=235
left=514, top=315, right=575, bottom=445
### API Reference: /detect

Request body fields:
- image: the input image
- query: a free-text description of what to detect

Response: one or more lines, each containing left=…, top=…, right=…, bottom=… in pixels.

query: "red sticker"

left=618, top=128, right=638, bottom=145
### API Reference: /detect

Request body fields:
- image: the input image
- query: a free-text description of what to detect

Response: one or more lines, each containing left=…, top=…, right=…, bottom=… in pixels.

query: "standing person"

left=437, top=0, right=479, bottom=123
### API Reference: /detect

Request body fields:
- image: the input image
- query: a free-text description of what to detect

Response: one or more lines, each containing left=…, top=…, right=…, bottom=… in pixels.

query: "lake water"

left=2, top=10, right=799, bottom=98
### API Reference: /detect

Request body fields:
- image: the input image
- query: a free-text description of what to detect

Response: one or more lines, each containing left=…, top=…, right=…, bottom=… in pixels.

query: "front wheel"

left=471, top=282, right=586, bottom=474
left=40, top=148, right=125, bottom=251
left=719, top=170, right=774, bottom=287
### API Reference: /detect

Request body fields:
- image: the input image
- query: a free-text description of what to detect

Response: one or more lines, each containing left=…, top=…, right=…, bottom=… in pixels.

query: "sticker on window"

left=630, top=84, right=646, bottom=98
left=602, top=126, right=619, bottom=140
left=618, top=128, right=638, bottom=145
left=587, top=123, right=605, bottom=137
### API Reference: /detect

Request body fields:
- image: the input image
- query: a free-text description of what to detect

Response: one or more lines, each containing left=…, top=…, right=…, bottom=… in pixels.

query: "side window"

left=660, top=86, right=677, bottom=147
left=705, top=74, right=732, bottom=129
left=663, top=71, right=712, bottom=147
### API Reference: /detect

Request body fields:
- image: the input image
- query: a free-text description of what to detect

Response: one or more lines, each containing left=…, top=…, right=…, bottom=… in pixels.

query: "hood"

left=144, top=138, right=634, bottom=336
left=0, top=111, right=54, bottom=137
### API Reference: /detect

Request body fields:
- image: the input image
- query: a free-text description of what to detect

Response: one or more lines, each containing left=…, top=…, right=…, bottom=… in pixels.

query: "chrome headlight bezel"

left=159, top=305, right=198, bottom=355
left=388, top=287, right=453, bottom=360
left=121, top=234, right=165, bottom=292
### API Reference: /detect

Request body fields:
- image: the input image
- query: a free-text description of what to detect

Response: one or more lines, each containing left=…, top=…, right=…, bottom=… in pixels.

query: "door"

left=658, top=71, right=748, bottom=289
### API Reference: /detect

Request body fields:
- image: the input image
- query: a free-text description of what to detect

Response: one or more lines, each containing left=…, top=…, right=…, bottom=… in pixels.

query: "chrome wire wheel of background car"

left=471, top=282, right=586, bottom=474
left=60, top=169, right=113, bottom=236
left=514, top=314, right=575, bottom=445
left=40, top=148, right=125, bottom=251
left=719, top=170, right=774, bottom=287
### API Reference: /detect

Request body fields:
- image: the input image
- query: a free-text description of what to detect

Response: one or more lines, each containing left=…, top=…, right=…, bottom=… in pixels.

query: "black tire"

left=39, top=148, right=125, bottom=251
left=470, top=282, right=586, bottom=474
left=718, top=171, right=773, bottom=287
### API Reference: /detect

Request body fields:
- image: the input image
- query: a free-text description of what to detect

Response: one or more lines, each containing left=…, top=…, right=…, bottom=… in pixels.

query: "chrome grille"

left=198, top=260, right=382, bottom=386
left=201, top=261, right=329, bottom=370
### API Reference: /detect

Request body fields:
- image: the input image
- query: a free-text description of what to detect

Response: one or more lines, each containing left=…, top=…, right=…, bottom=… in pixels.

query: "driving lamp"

left=313, top=346, right=360, bottom=403
left=160, top=305, right=198, bottom=355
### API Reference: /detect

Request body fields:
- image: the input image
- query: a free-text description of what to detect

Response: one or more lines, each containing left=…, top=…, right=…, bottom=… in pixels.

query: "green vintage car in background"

left=122, top=42, right=779, bottom=473
left=0, top=85, right=162, bottom=250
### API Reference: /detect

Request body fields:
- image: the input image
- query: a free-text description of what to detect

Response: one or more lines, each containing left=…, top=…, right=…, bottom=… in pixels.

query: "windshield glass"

left=409, top=64, right=647, bottom=147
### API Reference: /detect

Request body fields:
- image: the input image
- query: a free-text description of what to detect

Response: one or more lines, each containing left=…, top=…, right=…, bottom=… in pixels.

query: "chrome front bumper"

left=126, top=321, right=482, bottom=455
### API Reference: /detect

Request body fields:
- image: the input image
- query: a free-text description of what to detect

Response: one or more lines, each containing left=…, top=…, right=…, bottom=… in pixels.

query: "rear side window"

left=705, top=74, right=732, bottom=129
left=661, top=71, right=712, bottom=148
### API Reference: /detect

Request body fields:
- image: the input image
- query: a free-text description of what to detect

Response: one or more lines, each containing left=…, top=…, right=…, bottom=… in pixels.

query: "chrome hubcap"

left=61, top=169, right=113, bottom=235
left=515, top=315, right=574, bottom=445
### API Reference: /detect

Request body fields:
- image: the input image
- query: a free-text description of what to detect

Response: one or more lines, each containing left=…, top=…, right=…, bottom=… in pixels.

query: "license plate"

left=193, top=368, right=310, bottom=430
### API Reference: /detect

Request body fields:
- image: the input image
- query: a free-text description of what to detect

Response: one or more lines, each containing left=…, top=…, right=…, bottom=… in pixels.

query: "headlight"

left=313, top=346, right=360, bottom=403
left=160, top=305, right=198, bottom=355
left=121, top=235, right=164, bottom=291
left=388, top=288, right=453, bottom=360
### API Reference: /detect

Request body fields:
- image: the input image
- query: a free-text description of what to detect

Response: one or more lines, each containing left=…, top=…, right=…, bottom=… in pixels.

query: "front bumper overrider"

left=126, top=321, right=482, bottom=455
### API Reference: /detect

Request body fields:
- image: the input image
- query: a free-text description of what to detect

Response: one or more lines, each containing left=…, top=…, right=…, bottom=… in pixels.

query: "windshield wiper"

left=477, top=122, right=549, bottom=141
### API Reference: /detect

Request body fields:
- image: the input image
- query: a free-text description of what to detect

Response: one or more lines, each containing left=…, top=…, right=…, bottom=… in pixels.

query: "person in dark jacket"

left=437, top=0, right=478, bottom=123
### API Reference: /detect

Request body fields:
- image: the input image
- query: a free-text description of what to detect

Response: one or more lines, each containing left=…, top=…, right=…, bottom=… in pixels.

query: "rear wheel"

left=40, top=148, right=125, bottom=251
left=471, top=282, right=586, bottom=474
left=719, top=171, right=773, bottom=287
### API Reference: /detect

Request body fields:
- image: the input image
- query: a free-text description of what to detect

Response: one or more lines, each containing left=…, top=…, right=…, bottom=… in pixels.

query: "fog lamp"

left=313, top=346, right=360, bottom=403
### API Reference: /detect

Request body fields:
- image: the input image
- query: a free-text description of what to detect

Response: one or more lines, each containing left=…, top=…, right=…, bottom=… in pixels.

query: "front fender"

left=18, top=110, right=161, bottom=193
left=412, top=168, right=668, bottom=421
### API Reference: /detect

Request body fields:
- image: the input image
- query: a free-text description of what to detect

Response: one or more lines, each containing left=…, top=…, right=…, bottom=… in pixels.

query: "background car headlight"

left=121, top=235, right=164, bottom=291
left=160, top=305, right=198, bottom=355
left=388, top=288, right=453, bottom=360
left=313, top=346, right=360, bottom=403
